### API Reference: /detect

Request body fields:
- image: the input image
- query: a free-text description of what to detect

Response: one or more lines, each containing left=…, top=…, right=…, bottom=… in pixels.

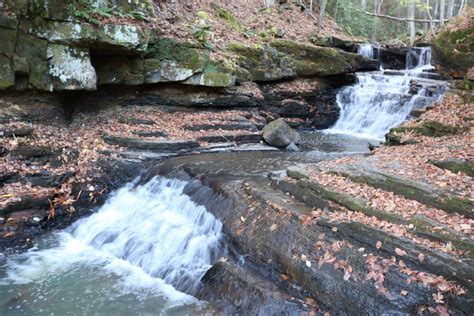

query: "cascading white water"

left=357, top=44, right=374, bottom=59
left=0, top=177, right=222, bottom=313
left=327, top=45, right=444, bottom=139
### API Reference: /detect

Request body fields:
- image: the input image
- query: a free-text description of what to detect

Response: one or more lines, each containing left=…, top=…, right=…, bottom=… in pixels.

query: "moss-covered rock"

left=270, top=40, right=352, bottom=77
left=97, top=24, right=150, bottom=53
left=184, top=62, right=236, bottom=87
left=432, top=21, right=474, bottom=79
left=47, top=44, right=97, bottom=90
left=0, top=54, right=15, bottom=89
left=144, top=38, right=209, bottom=83
left=228, top=43, right=296, bottom=81
left=428, top=159, right=474, bottom=177
left=31, top=20, right=96, bottom=46
left=16, top=32, right=50, bottom=90
left=388, top=120, right=468, bottom=139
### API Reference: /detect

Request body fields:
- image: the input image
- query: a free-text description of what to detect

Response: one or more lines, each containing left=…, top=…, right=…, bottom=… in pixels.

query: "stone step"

left=102, top=135, right=200, bottom=152
left=198, top=133, right=262, bottom=144
left=383, top=70, right=444, bottom=81
left=117, top=116, right=155, bottom=125
left=132, top=130, right=168, bottom=138
left=1, top=195, right=50, bottom=217
left=105, top=150, right=177, bottom=162
left=1, top=171, right=75, bottom=188
left=184, top=122, right=258, bottom=132
left=0, top=127, right=34, bottom=138
left=325, top=164, right=474, bottom=219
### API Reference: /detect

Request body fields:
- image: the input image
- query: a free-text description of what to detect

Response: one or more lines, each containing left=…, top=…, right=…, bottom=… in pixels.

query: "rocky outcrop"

left=0, top=1, right=378, bottom=92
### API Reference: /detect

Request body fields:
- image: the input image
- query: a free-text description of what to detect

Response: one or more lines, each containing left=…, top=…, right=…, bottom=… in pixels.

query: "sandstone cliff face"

left=0, top=0, right=378, bottom=92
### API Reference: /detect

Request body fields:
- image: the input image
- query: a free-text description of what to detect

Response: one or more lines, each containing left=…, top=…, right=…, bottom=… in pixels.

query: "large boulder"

left=262, top=118, right=300, bottom=148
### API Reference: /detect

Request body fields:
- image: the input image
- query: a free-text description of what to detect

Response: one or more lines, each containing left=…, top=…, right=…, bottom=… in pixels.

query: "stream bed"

left=0, top=46, right=449, bottom=315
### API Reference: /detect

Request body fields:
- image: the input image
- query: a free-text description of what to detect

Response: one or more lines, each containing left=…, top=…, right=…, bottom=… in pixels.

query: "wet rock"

left=198, top=261, right=309, bottom=315
left=262, top=118, right=300, bottom=148
left=0, top=217, right=4, bottom=225
left=1, top=196, right=50, bottom=217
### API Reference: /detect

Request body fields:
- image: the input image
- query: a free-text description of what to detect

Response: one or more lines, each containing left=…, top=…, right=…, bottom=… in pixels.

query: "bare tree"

left=408, top=0, right=416, bottom=45
left=318, top=0, right=328, bottom=31
left=446, top=0, right=454, bottom=18
left=439, top=0, right=445, bottom=27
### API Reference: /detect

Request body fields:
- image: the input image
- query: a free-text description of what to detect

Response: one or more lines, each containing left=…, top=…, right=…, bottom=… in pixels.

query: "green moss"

left=146, top=38, right=208, bottom=72
left=198, top=62, right=235, bottom=87
left=429, top=159, right=474, bottom=177
left=432, top=27, right=474, bottom=79
left=213, top=6, right=241, bottom=30
left=228, top=43, right=264, bottom=65
left=271, top=40, right=351, bottom=76
left=410, top=215, right=474, bottom=256
left=16, top=33, right=50, bottom=90
left=443, top=197, right=474, bottom=218
left=389, top=121, right=467, bottom=138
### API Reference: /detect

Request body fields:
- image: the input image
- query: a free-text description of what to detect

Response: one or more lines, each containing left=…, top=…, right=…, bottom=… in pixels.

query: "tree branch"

left=354, top=8, right=447, bottom=23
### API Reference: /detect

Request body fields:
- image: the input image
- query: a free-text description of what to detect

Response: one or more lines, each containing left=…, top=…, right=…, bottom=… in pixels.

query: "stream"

left=0, top=46, right=448, bottom=315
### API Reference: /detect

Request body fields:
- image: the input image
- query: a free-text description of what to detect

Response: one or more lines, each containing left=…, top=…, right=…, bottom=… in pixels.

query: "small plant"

left=192, top=11, right=214, bottom=50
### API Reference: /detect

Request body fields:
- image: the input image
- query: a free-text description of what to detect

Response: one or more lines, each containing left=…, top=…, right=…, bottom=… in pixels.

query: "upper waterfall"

left=326, top=45, right=446, bottom=139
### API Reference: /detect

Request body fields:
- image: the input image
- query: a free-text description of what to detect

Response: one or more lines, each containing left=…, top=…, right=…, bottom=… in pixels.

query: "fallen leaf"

left=270, top=223, right=277, bottom=231
left=418, top=253, right=425, bottom=263
left=376, top=241, right=382, bottom=249
left=400, top=290, right=408, bottom=296
left=343, top=270, right=351, bottom=281
left=395, top=248, right=407, bottom=256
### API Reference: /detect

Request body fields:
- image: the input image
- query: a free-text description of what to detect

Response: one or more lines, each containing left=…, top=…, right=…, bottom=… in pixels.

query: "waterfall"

left=358, top=44, right=374, bottom=59
left=327, top=46, right=445, bottom=139
left=2, top=177, right=223, bottom=303
left=406, top=46, right=432, bottom=71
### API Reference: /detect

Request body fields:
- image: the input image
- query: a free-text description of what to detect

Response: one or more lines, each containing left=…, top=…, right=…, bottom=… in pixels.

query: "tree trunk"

left=408, top=0, right=416, bottom=45
left=439, top=0, right=445, bottom=27
left=446, top=0, right=454, bottom=18
left=317, top=0, right=328, bottom=32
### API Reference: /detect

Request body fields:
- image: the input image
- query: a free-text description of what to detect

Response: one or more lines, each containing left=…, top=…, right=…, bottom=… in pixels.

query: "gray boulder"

left=262, top=118, right=300, bottom=148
